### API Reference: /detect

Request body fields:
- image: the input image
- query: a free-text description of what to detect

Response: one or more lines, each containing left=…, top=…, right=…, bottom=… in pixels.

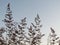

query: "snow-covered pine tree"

left=15, top=17, right=27, bottom=45
left=47, top=27, right=59, bottom=45
left=27, top=14, right=45, bottom=45
left=3, top=3, right=17, bottom=45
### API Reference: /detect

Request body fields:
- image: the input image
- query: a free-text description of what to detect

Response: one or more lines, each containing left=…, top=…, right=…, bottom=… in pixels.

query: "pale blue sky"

left=0, top=0, right=60, bottom=45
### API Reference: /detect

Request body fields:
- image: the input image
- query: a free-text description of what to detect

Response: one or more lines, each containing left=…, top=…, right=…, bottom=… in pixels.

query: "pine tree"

left=16, top=17, right=27, bottom=45
left=47, top=27, right=59, bottom=45
left=3, top=3, right=16, bottom=45
left=27, top=14, right=45, bottom=45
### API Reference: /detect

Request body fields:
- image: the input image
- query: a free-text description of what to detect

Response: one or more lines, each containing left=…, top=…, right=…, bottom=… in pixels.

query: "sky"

left=0, top=0, right=60, bottom=45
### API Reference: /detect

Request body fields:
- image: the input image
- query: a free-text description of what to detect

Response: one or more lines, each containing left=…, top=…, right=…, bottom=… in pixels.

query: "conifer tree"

left=16, top=17, right=27, bottom=45
left=47, top=27, right=59, bottom=45
left=27, top=14, right=45, bottom=45
left=3, top=3, right=16, bottom=45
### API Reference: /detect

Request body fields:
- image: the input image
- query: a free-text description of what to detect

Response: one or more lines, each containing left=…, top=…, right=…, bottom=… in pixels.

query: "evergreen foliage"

left=0, top=3, right=60, bottom=45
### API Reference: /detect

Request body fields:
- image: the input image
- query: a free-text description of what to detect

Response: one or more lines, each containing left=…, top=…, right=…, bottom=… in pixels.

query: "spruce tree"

left=3, top=3, right=16, bottom=45
left=47, top=27, right=59, bottom=45
left=27, top=14, right=45, bottom=45
left=16, top=17, right=27, bottom=45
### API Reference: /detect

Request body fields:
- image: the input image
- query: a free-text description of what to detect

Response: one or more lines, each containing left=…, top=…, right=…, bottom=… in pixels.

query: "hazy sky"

left=0, top=0, right=60, bottom=45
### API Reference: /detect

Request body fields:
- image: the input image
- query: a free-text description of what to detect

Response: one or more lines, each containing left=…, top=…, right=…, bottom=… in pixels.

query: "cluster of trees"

left=0, top=3, right=60, bottom=45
